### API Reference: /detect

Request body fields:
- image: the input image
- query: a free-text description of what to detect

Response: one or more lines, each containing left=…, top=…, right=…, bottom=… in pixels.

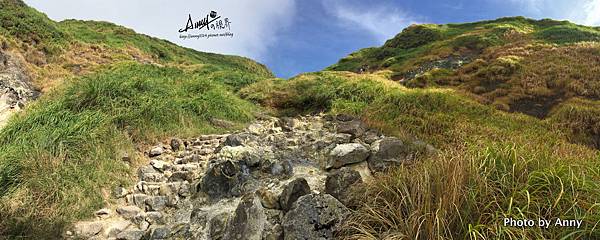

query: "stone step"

left=196, top=134, right=228, bottom=141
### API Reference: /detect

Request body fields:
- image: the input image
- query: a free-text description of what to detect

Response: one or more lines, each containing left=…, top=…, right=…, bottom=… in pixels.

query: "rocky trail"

left=66, top=114, right=435, bottom=240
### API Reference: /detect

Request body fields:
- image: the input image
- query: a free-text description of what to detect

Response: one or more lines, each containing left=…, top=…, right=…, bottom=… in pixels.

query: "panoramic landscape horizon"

left=1, top=0, right=600, bottom=239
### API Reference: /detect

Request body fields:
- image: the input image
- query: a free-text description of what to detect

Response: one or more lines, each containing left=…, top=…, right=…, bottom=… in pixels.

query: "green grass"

left=0, top=0, right=68, bottom=57
left=548, top=98, right=600, bottom=149
left=0, top=62, right=259, bottom=238
left=242, top=71, right=600, bottom=239
left=57, top=20, right=272, bottom=77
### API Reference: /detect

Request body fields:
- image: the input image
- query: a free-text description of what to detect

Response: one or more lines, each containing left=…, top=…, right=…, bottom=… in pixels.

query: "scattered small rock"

left=170, top=138, right=183, bottom=151
left=94, top=208, right=111, bottom=219
left=149, top=146, right=164, bottom=157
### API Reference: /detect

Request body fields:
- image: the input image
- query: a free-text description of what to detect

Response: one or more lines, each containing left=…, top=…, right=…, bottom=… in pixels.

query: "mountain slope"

left=0, top=1, right=272, bottom=238
left=328, top=16, right=600, bottom=149
left=242, top=18, right=600, bottom=239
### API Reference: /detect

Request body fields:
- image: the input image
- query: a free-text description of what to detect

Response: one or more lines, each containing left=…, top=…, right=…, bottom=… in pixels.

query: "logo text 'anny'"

left=178, top=11, right=231, bottom=33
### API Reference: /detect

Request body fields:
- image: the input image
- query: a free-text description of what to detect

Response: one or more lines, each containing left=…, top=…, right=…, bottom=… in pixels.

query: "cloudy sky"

left=25, top=0, right=600, bottom=78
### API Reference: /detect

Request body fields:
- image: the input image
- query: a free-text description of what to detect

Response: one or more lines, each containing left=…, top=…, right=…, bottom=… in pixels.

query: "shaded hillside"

left=0, top=1, right=272, bottom=238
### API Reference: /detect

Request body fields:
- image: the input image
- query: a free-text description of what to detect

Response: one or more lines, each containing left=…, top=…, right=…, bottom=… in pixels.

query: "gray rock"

left=363, top=129, right=381, bottom=144
left=146, top=226, right=170, bottom=239
left=116, top=206, right=142, bottom=220
left=145, top=196, right=167, bottom=211
left=138, top=166, right=163, bottom=182
left=102, top=220, right=130, bottom=238
left=325, top=168, right=363, bottom=206
left=116, top=229, right=144, bottom=240
left=131, top=194, right=149, bottom=209
left=0, top=50, right=40, bottom=127
left=121, top=152, right=131, bottom=163
left=145, top=211, right=163, bottom=224
left=95, top=208, right=111, bottom=219
left=199, top=160, right=243, bottom=200
left=72, top=221, right=103, bottom=238
left=368, top=137, right=415, bottom=173
left=178, top=181, right=191, bottom=197
left=209, top=212, right=230, bottom=240
left=335, top=114, right=354, bottom=122
left=263, top=224, right=284, bottom=240
left=336, top=120, right=366, bottom=138
left=149, top=146, right=164, bottom=157
left=113, top=186, right=129, bottom=198
left=268, top=160, right=293, bottom=176
left=170, top=138, right=183, bottom=151
left=169, top=223, right=192, bottom=239
left=247, top=123, right=264, bottom=135
left=173, top=202, right=192, bottom=224
left=279, top=178, right=311, bottom=212
left=282, top=193, right=350, bottom=240
left=278, top=117, right=300, bottom=131
left=327, top=143, right=370, bottom=169
left=150, top=160, right=168, bottom=171
left=223, top=194, right=267, bottom=240
left=168, top=170, right=195, bottom=182
left=224, top=134, right=245, bottom=147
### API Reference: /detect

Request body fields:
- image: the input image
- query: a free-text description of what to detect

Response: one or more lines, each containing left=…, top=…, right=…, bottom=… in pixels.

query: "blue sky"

left=25, top=0, right=600, bottom=78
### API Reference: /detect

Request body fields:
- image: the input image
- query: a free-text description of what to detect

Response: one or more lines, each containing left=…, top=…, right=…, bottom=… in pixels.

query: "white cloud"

left=24, top=0, right=297, bottom=61
left=496, top=0, right=600, bottom=26
left=323, top=0, right=420, bottom=43
left=582, top=0, right=600, bottom=25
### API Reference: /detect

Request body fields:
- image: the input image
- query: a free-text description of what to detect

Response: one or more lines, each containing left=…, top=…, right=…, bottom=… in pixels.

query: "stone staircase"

left=66, top=114, right=435, bottom=240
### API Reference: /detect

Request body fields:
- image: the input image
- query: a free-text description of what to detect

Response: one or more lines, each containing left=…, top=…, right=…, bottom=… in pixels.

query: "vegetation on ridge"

left=0, top=1, right=271, bottom=238
left=242, top=71, right=600, bottom=239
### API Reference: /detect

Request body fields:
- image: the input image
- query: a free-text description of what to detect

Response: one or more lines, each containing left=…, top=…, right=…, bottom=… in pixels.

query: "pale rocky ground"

left=66, top=114, right=436, bottom=240
left=0, top=49, right=39, bottom=127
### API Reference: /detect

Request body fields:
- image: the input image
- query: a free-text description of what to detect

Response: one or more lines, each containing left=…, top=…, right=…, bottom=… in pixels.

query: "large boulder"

left=327, top=143, right=370, bottom=169
left=279, top=178, right=311, bottom=212
left=282, top=194, right=350, bottom=240
left=368, top=137, right=416, bottom=173
left=198, top=160, right=244, bottom=200
left=325, top=167, right=363, bottom=206
left=223, top=194, right=267, bottom=240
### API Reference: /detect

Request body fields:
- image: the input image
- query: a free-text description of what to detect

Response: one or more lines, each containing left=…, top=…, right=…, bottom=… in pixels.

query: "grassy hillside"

left=242, top=71, right=600, bottom=239
left=0, top=1, right=272, bottom=238
left=0, top=0, right=272, bottom=91
left=327, top=16, right=600, bottom=151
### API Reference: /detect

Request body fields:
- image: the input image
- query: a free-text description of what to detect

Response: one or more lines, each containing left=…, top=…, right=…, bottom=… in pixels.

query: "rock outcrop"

left=66, top=114, right=434, bottom=239
left=0, top=50, right=39, bottom=127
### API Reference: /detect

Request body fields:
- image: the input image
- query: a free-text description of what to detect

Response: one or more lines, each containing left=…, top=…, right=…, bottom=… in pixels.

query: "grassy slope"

left=242, top=71, right=600, bottom=239
left=328, top=16, right=600, bottom=150
left=276, top=18, right=600, bottom=238
left=0, top=1, right=272, bottom=238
